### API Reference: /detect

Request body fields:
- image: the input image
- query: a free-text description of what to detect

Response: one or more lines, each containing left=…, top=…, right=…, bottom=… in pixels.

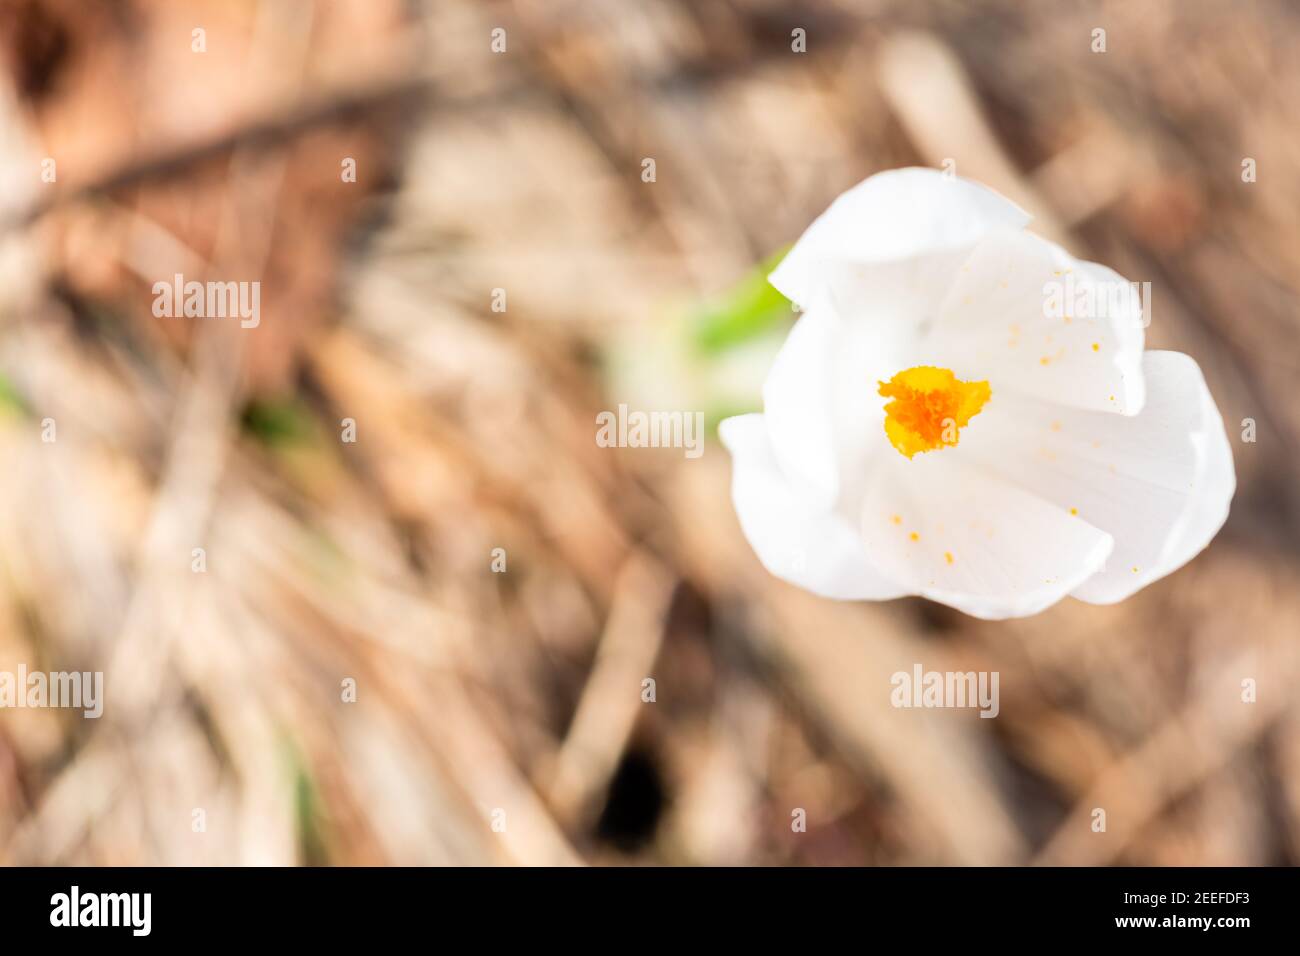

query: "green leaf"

left=240, top=398, right=316, bottom=447
left=0, top=371, right=29, bottom=417
left=282, top=736, right=331, bottom=866
left=690, top=247, right=793, bottom=354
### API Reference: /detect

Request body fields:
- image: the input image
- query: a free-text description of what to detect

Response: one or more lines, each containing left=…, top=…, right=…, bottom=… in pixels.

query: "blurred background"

left=0, top=0, right=1297, bottom=865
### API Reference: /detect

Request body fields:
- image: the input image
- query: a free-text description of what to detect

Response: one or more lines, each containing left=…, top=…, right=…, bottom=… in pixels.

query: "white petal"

left=858, top=453, right=1114, bottom=620
left=1071, top=352, right=1234, bottom=602
left=761, top=303, right=911, bottom=516
left=1158, top=374, right=1235, bottom=571
left=719, top=414, right=906, bottom=601
left=952, top=352, right=1234, bottom=604
left=927, top=227, right=1146, bottom=415
left=815, top=250, right=978, bottom=338
left=760, top=308, right=842, bottom=510
left=769, top=167, right=1031, bottom=310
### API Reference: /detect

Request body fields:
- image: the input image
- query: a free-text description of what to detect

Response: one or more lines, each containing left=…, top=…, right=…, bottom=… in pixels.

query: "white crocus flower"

left=719, top=168, right=1234, bottom=619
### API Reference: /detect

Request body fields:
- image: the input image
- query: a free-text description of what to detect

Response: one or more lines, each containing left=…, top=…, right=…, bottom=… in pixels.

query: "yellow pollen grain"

left=1092, top=342, right=1100, bottom=352
left=1131, top=566, right=1140, bottom=573
left=1070, top=507, right=1078, bottom=516
left=891, top=514, right=902, bottom=525
left=1040, top=356, right=1051, bottom=365
left=944, top=551, right=954, bottom=564
left=910, top=532, right=920, bottom=542
left=878, top=366, right=991, bottom=459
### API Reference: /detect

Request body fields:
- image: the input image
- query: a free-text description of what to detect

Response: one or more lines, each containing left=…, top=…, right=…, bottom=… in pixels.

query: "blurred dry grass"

left=0, top=0, right=1297, bottom=865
